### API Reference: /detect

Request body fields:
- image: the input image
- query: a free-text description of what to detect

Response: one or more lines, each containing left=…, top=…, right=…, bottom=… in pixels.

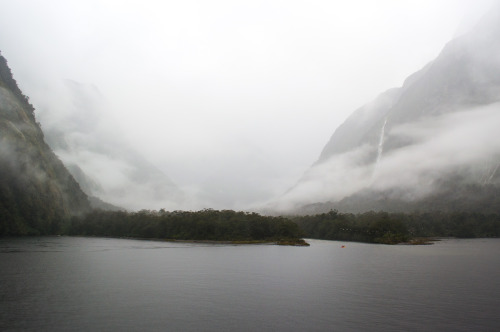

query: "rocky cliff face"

left=0, top=52, right=90, bottom=235
left=278, top=8, right=500, bottom=213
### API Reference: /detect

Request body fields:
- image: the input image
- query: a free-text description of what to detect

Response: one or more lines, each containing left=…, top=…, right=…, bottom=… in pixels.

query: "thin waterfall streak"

left=481, top=160, right=493, bottom=184
left=486, top=162, right=500, bottom=184
left=376, top=118, right=387, bottom=165
left=480, top=164, right=489, bottom=184
left=371, top=118, right=388, bottom=182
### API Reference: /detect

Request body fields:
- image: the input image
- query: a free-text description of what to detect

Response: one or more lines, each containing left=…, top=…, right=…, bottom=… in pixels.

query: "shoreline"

left=97, top=236, right=310, bottom=246
left=404, top=237, right=441, bottom=245
left=160, top=238, right=310, bottom=246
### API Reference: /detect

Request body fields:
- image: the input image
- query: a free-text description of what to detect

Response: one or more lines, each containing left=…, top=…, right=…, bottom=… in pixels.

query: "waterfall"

left=486, top=162, right=500, bottom=184
left=480, top=157, right=500, bottom=185
left=371, top=118, right=387, bottom=182
left=375, top=118, right=387, bottom=165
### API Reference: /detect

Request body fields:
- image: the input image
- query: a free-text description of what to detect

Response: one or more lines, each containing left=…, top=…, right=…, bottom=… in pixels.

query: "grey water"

left=0, top=237, right=499, bottom=332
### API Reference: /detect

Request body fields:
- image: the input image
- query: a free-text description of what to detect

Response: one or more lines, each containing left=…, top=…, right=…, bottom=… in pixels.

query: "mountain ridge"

left=276, top=7, right=500, bottom=214
left=0, top=52, right=91, bottom=234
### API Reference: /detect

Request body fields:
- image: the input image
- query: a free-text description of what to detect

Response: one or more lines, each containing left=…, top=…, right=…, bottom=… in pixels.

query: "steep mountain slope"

left=36, top=80, right=184, bottom=211
left=321, top=8, right=500, bottom=166
left=0, top=52, right=90, bottom=234
left=278, top=8, right=500, bottom=213
left=317, top=64, right=431, bottom=163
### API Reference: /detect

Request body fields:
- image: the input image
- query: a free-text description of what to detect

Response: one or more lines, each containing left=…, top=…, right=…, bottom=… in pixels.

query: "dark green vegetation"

left=0, top=52, right=307, bottom=245
left=0, top=52, right=90, bottom=236
left=1, top=50, right=499, bottom=246
left=67, top=209, right=307, bottom=245
left=293, top=210, right=500, bottom=244
left=293, top=210, right=410, bottom=244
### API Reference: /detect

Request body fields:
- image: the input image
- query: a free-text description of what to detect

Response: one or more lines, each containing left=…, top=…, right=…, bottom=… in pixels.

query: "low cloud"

left=34, top=80, right=186, bottom=211
left=273, top=102, right=500, bottom=211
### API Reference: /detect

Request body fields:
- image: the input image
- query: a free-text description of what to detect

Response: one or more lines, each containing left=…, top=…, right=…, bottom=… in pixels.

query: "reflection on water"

left=0, top=236, right=499, bottom=331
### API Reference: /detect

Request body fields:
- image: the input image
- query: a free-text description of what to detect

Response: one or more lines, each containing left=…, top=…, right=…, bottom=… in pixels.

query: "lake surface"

left=0, top=237, right=499, bottom=331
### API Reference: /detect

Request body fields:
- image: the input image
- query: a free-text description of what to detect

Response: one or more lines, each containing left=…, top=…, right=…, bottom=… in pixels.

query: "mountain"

left=36, top=79, right=184, bottom=211
left=0, top=52, right=90, bottom=235
left=277, top=7, right=500, bottom=214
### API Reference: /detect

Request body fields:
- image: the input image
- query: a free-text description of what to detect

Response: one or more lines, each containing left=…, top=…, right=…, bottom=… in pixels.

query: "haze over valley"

left=1, top=0, right=497, bottom=212
left=2, top=3, right=500, bottom=330
left=0, top=1, right=499, bottom=212
left=274, top=6, right=500, bottom=213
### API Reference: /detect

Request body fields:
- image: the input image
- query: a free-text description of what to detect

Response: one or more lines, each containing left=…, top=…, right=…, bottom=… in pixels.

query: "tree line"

left=292, top=210, right=500, bottom=244
left=66, top=209, right=306, bottom=244
left=3, top=200, right=500, bottom=245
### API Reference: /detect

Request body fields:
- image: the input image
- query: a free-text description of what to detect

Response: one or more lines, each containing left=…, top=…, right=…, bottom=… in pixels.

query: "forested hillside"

left=293, top=210, right=500, bottom=244
left=68, top=209, right=308, bottom=245
left=0, top=52, right=90, bottom=235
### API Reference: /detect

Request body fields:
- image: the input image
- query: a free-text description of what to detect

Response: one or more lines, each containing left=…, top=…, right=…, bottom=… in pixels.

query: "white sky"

left=0, top=0, right=496, bottom=209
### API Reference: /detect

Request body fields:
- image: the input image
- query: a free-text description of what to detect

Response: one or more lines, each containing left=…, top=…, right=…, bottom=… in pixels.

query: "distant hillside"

left=276, top=7, right=500, bottom=214
left=37, top=79, right=184, bottom=211
left=0, top=52, right=90, bottom=235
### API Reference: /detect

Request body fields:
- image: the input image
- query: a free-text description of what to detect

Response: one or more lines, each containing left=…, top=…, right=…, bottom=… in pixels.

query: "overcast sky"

left=0, top=0, right=495, bottom=209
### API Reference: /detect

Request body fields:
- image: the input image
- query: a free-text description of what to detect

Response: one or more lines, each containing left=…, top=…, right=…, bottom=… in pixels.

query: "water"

left=1, top=237, right=499, bottom=331
left=376, top=117, right=387, bottom=165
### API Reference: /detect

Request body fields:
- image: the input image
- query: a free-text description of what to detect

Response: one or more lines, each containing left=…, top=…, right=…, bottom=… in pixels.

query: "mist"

left=0, top=0, right=496, bottom=211
left=274, top=102, right=500, bottom=211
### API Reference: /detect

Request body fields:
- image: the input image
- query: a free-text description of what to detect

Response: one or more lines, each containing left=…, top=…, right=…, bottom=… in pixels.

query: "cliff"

left=0, top=52, right=90, bottom=235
